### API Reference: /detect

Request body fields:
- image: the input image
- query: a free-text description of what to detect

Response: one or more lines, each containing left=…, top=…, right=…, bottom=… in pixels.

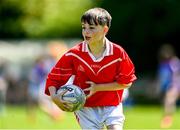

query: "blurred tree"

left=1, top=0, right=180, bottom=74
left=100, top=0, right=180, bottom=74
left=0, top=0, right=97, bottom=38
left=22, top=0, right=97, bottom=38
left=0, top=0, right=26, bottom=38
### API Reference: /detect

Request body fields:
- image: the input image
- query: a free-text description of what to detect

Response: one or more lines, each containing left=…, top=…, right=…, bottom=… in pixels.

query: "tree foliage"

left=1, top=0, right=180, bottom=73
left=0, top=0, right=96, bottom=38
left=100, top=0, right=180, bottom=73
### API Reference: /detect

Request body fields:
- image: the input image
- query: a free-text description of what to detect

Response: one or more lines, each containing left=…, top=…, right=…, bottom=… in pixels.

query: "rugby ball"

left=57, top=84, right=86, bottom=112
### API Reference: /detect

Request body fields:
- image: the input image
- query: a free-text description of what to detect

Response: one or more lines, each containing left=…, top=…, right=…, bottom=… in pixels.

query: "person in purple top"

left=158, top=44, right=180, bottom=128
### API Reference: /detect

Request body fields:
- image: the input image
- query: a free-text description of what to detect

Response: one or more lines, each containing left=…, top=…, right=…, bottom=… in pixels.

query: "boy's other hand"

left=51, top=90, right=73, bottom=111
left=84, top=81, right=97, bottom=98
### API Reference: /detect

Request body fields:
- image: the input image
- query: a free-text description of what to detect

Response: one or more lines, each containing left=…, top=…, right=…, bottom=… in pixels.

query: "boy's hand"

left=84, top=81, right=97, bottom=98
left=51, top=90, right=73, bottom=111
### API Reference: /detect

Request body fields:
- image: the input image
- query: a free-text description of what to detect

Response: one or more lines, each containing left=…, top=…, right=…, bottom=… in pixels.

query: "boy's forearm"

left=95, top=82, right=132, bottom=92
left=48, top=86, right=57, bottom=96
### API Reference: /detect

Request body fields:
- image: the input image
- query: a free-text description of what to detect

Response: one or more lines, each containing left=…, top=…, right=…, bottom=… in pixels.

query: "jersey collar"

left=82, top=38, right=113, bottom=56
left=81, top=38, right=113, bottom=62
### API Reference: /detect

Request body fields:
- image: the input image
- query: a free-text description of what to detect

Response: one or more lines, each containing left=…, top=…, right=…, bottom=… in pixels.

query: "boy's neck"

left=88, top=38, right=106, bottom=58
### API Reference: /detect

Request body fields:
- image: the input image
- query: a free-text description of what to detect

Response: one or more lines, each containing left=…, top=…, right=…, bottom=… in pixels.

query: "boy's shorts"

left=74, top=103, right=125, bottom=130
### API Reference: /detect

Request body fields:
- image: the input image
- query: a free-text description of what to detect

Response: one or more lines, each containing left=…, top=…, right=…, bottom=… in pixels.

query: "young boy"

left=45, top=7, right=137, bottom=130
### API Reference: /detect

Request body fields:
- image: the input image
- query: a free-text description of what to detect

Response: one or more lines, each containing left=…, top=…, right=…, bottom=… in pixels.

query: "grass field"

left=0, top=105, right=180, bottom=129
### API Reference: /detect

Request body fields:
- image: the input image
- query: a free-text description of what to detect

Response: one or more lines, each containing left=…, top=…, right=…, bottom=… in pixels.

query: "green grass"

left=124, top=106, right=180, bottom=129
left=0, top=105, right=180, bottom=129
left=0, top=105, right=80, bottom=129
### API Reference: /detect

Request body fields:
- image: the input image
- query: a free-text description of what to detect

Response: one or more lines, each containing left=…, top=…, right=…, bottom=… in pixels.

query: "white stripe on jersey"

left=65, top=52, right=122, bottom=75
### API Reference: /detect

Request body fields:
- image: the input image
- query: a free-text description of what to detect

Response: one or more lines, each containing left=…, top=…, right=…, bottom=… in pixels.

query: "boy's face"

left=81, top=23, right=107, bottom=43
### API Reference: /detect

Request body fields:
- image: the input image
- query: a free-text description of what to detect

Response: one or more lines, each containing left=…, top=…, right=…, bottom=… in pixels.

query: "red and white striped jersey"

left=45, top=39, right=137, bottom=107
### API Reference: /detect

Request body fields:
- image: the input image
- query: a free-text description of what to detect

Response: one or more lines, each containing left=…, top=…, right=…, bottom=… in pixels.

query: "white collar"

left=82, top=38, right=113, bottom=62
left=82, top=38, right=113, bottom=55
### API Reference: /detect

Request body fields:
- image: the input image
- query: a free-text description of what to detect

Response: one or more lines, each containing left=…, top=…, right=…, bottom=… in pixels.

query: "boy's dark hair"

left=81, top=7, right=112, bottom=28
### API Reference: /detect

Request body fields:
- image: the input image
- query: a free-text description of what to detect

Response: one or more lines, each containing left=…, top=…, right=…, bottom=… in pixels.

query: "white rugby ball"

left=57, top=84, right=86, bottom=112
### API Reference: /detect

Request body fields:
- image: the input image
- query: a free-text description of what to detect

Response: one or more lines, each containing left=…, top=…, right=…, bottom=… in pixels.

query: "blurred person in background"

left=27, top=54, right=62, bottom=121
left=27, top=55, right=48, bottom=121
left=0, top=58, right=8, bottom=116
left=157, top=44, right=180, bottom=128
left=27, top=41, right=68, bottom=121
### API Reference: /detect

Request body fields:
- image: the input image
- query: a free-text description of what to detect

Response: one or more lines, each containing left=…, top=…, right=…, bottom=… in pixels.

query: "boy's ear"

left=104, top=26, right=109, bottom=34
